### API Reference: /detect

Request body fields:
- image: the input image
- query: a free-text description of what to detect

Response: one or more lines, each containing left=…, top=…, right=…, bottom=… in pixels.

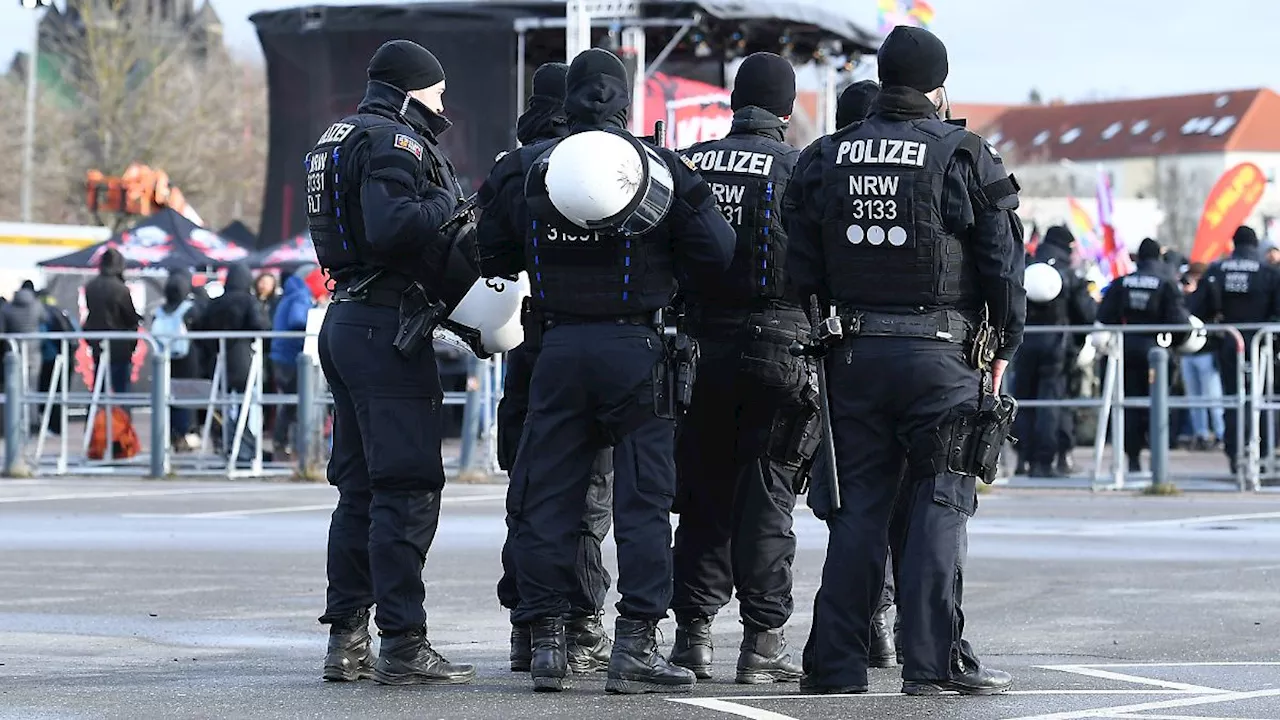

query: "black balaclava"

left=730, top=52, right=796, bottom=118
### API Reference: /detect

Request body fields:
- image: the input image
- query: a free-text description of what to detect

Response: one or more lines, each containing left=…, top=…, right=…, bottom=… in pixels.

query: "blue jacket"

left=270, top=275, right=314, bottom=364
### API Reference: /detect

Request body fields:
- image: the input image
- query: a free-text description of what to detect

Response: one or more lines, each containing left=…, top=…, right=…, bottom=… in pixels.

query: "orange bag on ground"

left=88, top=407, right=142, bottom=460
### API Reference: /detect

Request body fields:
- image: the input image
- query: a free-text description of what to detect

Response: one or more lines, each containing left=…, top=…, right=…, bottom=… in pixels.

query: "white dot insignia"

left=867, top=226, right=886, bottom=246
left=887, top=226, right=907, bottom=246
left=846, top=225, right=865, bottom=244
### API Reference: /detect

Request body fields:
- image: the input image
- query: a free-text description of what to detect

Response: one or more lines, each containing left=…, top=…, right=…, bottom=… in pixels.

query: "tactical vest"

left=682, top=133, right=795, bottom=305
left=306, top=113, right=459, bottom=281
left=817, top=118, right=979, bottom=310
left=522, top=139, right=676, bottom=317
left=1115, top=271, right=1169, bottom=324
left=1210, top=256, right=1270, bottom=323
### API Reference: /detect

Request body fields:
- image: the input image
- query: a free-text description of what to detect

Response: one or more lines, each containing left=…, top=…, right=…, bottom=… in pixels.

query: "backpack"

left=88, top=407, right=142, bottom=460
left=151, top=299, right=193, bottom=358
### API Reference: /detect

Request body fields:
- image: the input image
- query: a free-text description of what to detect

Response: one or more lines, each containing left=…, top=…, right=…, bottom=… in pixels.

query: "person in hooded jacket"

left=151, top=270, right=204, bottom=445
left=667, top=52, right=808, bottom=685
left=36, top=290, right=77, bottom=435
left=198, top=263, right=270, bottom=393
left=83, top=248, right=141, bottom=395
left=487, top=62, right=616, bottom=677
left=477, top=48, right=735, bottom=695
left=1191, top=225, right=1280, bottom=474
left=1013, top=227, right=1097, bottom=477
left=1097, top=238, right=1191, bottom=472
left=269, top=265, right=319, bottom=460
left=4, top=280, right=46, bottom=401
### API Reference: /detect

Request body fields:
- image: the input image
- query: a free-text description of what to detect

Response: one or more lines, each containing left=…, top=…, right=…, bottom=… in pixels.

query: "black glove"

left=423, top=186, right=458, bottom=219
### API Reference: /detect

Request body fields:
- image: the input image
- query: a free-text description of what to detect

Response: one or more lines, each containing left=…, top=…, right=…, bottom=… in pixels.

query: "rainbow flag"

left=1066, top=196, right=1103, bottom=264
left=878, top=0, right=935, bottom=34
left=1096, top=168, right=1134, bottom=281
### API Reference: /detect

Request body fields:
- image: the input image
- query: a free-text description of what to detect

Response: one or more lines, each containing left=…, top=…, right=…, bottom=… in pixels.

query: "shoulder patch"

left=679, top=154, right=697, bottom=171
left=985, top=140, right=1002, bottom=162
left=393, top=134, right=424, bottom=161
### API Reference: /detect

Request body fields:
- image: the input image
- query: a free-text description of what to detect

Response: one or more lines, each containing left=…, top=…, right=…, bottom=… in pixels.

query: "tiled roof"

left=967, top=89, right=1280, bottom=162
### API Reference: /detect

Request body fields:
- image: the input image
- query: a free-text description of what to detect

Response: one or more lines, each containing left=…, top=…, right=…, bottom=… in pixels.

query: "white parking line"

left=1107, top=715, right=1279, bottom=720
left=670, top=698, right=798, bottom=720
left=1039, top=664, right=1227, bottom=693
left=0, top=486, right=299, bottom=504
left=998, top=687, right=1280, bottom=720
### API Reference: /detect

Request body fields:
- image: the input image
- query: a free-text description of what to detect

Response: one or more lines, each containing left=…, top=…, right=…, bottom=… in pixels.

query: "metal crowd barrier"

left=0, top=330, right=503, bottom=480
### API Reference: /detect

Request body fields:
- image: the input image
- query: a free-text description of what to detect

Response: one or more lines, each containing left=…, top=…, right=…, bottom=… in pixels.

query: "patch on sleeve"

left=985, top=140, right=1002, bottom=162
left=394, top=134, right=424, bottom=161
left=679, top=154, right=697, bottom=171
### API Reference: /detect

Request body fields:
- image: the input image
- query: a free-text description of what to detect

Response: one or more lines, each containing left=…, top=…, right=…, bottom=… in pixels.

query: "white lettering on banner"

left=317, top=122, right=356, bottom=145
left=675, top=116, right=732, bottom=148
left=835, top=139, right=928, bottom=167
left=847, top=175, right=900, bottom=195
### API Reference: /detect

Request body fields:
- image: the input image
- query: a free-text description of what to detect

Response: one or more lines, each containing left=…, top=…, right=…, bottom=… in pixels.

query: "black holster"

left=943, top=394, right=1019, bottom=484
left=768, top=380, right=824, bottom=494
left=393, top=282, right=448, bottom=359
left=520, top=297, right=543, bottom=351
left=653, top=331, right=698, bottom=420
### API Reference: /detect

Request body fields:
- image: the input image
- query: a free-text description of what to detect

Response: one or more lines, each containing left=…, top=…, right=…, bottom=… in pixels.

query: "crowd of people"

left=1018, top=224, right=1279, bottom=477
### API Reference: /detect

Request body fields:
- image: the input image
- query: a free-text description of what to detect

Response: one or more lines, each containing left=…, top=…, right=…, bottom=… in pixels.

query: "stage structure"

left=251, top=0, right=880, bottom=246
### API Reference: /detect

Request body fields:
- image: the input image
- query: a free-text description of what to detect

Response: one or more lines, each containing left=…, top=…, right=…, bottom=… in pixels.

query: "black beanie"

left=532, top=62, right=568, bottom=100
left=730, top=52, right=796, bottom=117
left=1043, top=226, right=1075, bottom=250
left=367, top=40, right=445, bottom=92
left=567, top=48, right=628, bottom=91
left=1138, top=238, right=1162, bottom=260
left=878, top=26, right=949, bottom=93
left=1233, top=225, right=1259, bottom=247
left=836, top=80, right=879, bottom=127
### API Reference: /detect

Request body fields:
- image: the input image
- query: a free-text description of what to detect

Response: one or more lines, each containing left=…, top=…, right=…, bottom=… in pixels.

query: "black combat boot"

left=510, top=623, right=532, bottom=672
left=605, top=618, right=696, bottom=694
left=668, top=615, right=713, bottom=679
left=736, top=627, right=803, bottom=684
left=322, top=608, right=374, bottom=682
left=1057, top=450, right=1075, bottom=475
left=903, top=656, right=1013, bottom=696
left=372, top=627, right=476, bottom=686
left=529, top=617, right=568, bottom=692
left=566, top=613, right=612, bottom=674
left=869, top=608, right=897, bottom=668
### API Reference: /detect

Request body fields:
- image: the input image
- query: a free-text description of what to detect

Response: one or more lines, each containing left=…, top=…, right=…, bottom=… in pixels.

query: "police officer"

left=1191, top=225, right=1280, bottom=474
left=307, top=39, right=474, bottom=686
left=666, top=52, right=808, bottom=685
left=836, top=80, right=881, bottom=130
left=785, top=27, right=1023, bottom=695
left=1014, top=227, right=1097, bottom=477
left=476, top=48, right=735, bottom=694
left=488, top=61, right=614, bottom=675
left=1097, top=238, right=1191, bottom=473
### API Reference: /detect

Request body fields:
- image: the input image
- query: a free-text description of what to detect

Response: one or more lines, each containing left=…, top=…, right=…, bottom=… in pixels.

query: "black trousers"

left=1012, top=332, right=1067, bottom=465
left=509, top=323, right=674, bottom=624
left=670, top=328, right=803, bottom=631
left=318, top=301, right=446, bottom=635
left=803, top=338, right=981, bottom=689
left=496, top=342, right=614, bottom=619
left=1122, top=340, right=1156, bottom=458
left=1219, top=343, right=1247, bottom=463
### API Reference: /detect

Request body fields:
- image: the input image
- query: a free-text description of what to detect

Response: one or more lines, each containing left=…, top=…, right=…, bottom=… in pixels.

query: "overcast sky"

left=1, top=0, right=1276, bottom=104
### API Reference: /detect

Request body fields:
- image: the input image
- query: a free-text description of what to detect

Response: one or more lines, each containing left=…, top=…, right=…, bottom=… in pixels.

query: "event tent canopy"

left=38, top=209, right=252, bottom=272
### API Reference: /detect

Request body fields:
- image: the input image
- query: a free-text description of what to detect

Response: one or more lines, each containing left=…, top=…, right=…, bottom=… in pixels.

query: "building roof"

left=974, top=88, right=1280, bottom=163
left=951, top=102, right=1016, bottom=133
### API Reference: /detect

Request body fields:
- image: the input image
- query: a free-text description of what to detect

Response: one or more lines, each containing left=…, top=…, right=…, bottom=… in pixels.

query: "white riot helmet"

left=435, top=273, right=531, bottom=359
left=1024, top=262, right=1064, bottom=303
left=526, top=129, right=675, bottom=236
left=1179, top=315, right=1208, bottom=353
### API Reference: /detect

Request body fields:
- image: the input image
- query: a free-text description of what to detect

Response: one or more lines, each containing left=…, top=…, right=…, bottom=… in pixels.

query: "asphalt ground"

left=2, top=479, right=1280, bottom=720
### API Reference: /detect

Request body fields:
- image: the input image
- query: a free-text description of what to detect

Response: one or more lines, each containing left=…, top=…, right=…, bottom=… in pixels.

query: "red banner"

left=1190, top=162, right=1267, bottom=263
left=644, top=72, right=732, bottom=149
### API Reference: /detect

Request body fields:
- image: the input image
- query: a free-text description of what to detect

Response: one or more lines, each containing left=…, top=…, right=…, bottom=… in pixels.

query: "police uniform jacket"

left=1193, top=245, right=1280, bottom=332
left=677, top=106, right=800, bottom=310
left=475, top=70, right=735, bottom=316
left=305, top=80, right=463, bottom=295
left=1028, top=240, right=1097, bottom=328
left=1097, top=259, right=1190, bottom=345
left=783, top=86, right=1026, bottom=361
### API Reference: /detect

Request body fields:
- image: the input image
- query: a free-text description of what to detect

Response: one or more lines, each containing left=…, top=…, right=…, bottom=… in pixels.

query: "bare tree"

left=1154, top=163, right=1212, bottom=253
left=2, top=0, right=270, bottom=231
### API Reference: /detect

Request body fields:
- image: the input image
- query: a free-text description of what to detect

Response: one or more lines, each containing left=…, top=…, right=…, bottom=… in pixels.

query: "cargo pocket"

left=740, top=323, right=805, bottom=395
left=363, top=393, right=446, bottom=492
left=931, top=471, right=977, bottom=517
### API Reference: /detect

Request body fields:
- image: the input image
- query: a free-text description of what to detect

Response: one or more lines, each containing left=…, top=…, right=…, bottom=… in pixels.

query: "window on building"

left=1210, top=116, right=1237, bottom=136
left=1060, top=127, right=1082, bottom=144
left=1181, top=117, right=1215, bottom=135
left=987, top=132, right=1003, bottom=146
left=1131, top=119, right=1149, bottom=134
left=1216, top=94, right=1230, bottom=108
left=1033, top=130, right=1051, bottom=146
left=1152, top=130, right=1166, bottom=142
left=1101, top=121, right=1123, bottom=140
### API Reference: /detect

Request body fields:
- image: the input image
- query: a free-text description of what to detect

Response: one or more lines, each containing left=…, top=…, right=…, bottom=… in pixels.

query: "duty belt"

left=542, top=310, right=661, bottom=329
left=333, top=272, right=412, bottom=309
left=834, top=307, right=974, bottom=345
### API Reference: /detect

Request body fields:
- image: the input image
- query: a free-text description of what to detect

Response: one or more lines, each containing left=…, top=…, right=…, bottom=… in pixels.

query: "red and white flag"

left=1096, top=166, right=1133, bottom=281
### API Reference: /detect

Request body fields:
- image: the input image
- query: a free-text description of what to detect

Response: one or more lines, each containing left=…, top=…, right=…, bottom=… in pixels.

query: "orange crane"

left=85, top=163, right=205, bottom=228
